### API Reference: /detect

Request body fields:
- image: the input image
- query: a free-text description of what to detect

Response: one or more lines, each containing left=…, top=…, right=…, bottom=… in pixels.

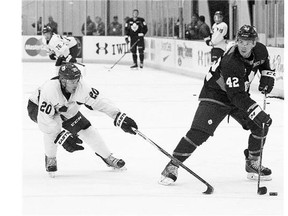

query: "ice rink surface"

left=23, top=62, right=284, bottom=215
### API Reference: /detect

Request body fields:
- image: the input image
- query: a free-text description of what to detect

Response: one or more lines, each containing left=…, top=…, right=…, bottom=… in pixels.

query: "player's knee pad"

left=27, top=100, right=38, bottom=123
left=61, top=111, right=91, bottom=135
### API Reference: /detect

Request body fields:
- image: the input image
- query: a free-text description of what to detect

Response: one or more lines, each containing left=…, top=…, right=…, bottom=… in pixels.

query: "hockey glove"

left=259, top=70, right=276, bottom=94
left=247, top=103, right=272, bottom=128
left=55, top=56, right=66, bottom=66
left=125, top=36, right=129, bottom=44
left=204, top=36, right=211, bottom=46
left=54, top=130, right=84, bottom=153
left=114, top=112, right=138, bottom=135
left=49, top=53, right=57, bottom=60
left=205, top=39, right=211, bottom=46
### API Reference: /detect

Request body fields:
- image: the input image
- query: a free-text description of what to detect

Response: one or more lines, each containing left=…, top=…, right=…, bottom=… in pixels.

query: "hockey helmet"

left=42, top=26, right=52, bottom=34
left=237, top=25, right=258, bottom=41
left=59, top=63, right=81, bottom=80
left=214, top=11, right=223, bottom=16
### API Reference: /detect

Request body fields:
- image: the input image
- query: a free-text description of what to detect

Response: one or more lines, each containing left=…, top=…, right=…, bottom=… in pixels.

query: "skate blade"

left=247, top=173, right=272, bottom=181
left=158, top=175, right=175, bottom=186
left=112, top=166, right=127, bottom=172
left=48, top=172, right=56, bottom=178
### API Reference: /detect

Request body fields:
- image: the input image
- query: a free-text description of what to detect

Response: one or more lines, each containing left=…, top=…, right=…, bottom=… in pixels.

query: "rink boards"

left=22, top=35, right=284, bottom=98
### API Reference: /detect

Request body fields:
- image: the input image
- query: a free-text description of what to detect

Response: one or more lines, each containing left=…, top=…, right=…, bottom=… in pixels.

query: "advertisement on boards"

left=83, top=36, right=131, bottom=63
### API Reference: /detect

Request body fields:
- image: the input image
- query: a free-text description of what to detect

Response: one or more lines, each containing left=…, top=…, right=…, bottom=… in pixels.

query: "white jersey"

left=42, top=34, right=77, bottom=58
left=30, top=78, right=120, bottom=135
left=211, top=22, right=228, bottom=51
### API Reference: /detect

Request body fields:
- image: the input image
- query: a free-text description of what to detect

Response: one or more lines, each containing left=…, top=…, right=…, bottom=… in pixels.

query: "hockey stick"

left=107, top=39, right=140, bottom=71
left=62, top=61, right=85, bottom=67
left=74, top=62, right=85, bottom=67
left=133, top=129, right=214, bottom=194
left=257, top=92, right=268, bottom=195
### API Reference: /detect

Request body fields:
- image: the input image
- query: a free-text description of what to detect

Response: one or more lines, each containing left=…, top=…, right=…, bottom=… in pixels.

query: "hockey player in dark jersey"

left=159, top=25, right=276, bottom=185
left=124, top=9, right=148, bottom=69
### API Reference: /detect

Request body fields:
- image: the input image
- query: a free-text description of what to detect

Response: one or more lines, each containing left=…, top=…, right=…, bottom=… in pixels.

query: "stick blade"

left=257, top=186, right=267, bottom=195
left=203, top=185, right=214, bottom=195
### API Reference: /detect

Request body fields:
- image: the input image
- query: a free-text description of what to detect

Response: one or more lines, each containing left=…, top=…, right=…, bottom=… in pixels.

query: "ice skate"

left=130, top=64, right=138, bottom=69
left=244, top=149, right=272, bottom=181
left=45, top=155, right=57, bottom=178
left=139, top=62, right=143, bottom=68
left=158, top=161, right=179, bottom=185
left=96, top=153, right=127, bottom=171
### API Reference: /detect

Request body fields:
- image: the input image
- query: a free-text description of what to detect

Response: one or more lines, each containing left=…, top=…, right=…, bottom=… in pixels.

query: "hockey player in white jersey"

left=27, top=63, right=138, bottom=177
left=42, top=26, right=79, bottom=72
left=204, top=11, right=228, bottom=63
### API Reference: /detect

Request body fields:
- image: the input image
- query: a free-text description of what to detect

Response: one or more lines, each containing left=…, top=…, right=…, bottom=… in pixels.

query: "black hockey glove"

left=55, top=56, right=66, bottom=66
left=125, top=36, right=129, bottom=44
left=49, top=53, right=57, bottom=60
left=259, top=70, right=276, bottom=94
left=247, top=104, right=272, bottom=128
left=204, top=36, right=211, bottom=46
left=54, top=130, right=84, bottom=153
left=205, top=39, right=211, bottom=46
left=114, top=112, right=138, bottom=135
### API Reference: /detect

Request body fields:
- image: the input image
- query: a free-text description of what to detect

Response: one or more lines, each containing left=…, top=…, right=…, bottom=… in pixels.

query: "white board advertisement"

left=83, top=36, right=131, bottom=63
left=22, top=36, right=49, bottom=61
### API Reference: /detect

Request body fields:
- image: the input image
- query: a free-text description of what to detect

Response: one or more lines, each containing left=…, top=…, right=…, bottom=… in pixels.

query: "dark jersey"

left=199, top=42, right=272, bottom=112
left=125, top=17, right=148, bottom=37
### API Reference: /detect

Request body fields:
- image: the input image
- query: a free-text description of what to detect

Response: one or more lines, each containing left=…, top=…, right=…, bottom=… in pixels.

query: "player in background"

left=204, top=11, right=228, bottom=63
left=159, top=25, right=275, bottom=185
left=42, top=26, right=79, bottom=74
left=27, top=63, right=138, bottom=177
left=124, top=9, right=148, bottom=69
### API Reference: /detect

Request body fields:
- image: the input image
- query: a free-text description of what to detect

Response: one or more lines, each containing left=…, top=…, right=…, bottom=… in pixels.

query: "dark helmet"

left=237, top=25, right=258, bottom=41
left=42, top=26, right=52, bottom=34
left=214, top=11, right=223, bottom=16
left=59, top=63, right=81, bottom=80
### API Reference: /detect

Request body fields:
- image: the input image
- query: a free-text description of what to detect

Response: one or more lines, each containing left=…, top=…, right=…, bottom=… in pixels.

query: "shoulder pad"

left=253, top=42, right=268, bottom=59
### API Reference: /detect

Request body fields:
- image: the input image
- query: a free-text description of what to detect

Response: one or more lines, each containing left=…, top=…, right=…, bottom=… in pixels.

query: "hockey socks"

left=172, top=128, right=209, bottom=162
left=132, top=53, right=138, bottom=66
left=247, top=133, right=266, bottom=156
left=159, top=129, right=209, bottom=185
left=172, top=136, right=198, bottom=162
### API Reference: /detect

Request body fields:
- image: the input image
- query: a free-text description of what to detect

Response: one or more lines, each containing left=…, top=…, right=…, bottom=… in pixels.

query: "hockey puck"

left=269, top=192, right=278, bottom=196
left=193, top=94, right=197, bottom=96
